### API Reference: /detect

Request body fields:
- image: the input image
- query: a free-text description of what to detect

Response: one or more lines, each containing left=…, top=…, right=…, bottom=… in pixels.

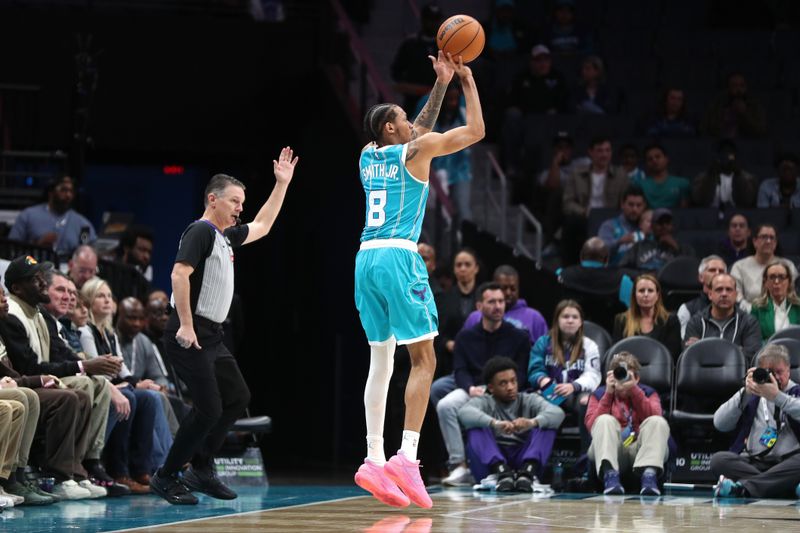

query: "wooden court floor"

left=118, top=489, right=800, bottom=532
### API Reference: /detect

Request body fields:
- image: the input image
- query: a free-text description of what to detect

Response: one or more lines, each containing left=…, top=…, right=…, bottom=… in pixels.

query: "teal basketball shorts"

left=354, top=242, right=439, bottom=345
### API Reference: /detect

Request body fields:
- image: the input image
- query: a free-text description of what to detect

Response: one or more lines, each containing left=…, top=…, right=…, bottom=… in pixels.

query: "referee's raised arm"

left=242, top=146, right=299, bottom=245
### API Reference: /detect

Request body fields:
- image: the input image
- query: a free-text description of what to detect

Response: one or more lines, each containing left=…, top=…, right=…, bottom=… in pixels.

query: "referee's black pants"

left=160, top=317, right=251, bottom=474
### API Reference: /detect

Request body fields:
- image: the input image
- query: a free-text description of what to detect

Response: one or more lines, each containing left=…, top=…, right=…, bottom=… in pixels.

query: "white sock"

left=363, top=338, right=396, bottom=464
left=400, top=430, right=420, bottom=461
left=366, top=435, right=385, bottom=465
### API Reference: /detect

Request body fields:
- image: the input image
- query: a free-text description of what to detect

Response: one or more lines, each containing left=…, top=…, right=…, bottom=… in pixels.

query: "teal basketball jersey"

left=359, top=143, right=429, bottom=243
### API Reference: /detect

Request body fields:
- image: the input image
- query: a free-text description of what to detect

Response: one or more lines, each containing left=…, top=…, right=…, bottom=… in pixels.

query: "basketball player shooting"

left=353, top=51, right=485, bottom=509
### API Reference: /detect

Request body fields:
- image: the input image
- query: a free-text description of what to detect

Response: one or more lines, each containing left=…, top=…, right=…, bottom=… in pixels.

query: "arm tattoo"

left=406, top=141, right=419, bottom=162
left=414, top=79, right=448, bottom=131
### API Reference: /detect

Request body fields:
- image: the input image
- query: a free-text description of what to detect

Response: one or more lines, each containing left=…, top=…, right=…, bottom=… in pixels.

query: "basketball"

left=436, top=14, right=485, bottom=64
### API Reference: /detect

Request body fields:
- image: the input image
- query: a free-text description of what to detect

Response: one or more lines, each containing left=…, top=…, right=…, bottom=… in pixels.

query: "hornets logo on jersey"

left=359, top=143, right=429, bottom=243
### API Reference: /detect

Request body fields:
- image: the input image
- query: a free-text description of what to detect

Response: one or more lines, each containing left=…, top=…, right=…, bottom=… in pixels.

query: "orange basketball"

left=436, top=14, right=485, bottom=64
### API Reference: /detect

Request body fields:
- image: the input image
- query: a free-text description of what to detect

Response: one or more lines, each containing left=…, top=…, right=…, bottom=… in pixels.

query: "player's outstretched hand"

left=447, top=53, right=472, bottom=79
left=274, top=146, right=299, bottom=185
left=428, top=50, right=455, bottom=83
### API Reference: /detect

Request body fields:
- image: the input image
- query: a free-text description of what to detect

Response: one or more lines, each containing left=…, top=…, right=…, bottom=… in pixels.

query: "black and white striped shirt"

left=170, top=220, right=249, bottom=324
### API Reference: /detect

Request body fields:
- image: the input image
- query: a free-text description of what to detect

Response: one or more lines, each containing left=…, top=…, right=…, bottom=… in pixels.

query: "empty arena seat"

left=671, top=338, right=745, bottom=425
left=657, top=256, right=702, bottom=311
left=767, top=325, right=800, bottom=343
left=583, top=320, right=612, bottom=360
left=603, top=336, right=673, bottom=400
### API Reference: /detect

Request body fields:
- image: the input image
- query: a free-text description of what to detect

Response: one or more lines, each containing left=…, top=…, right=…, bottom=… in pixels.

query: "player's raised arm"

left=412, top=51, right=455, bottom=137
left=406, top=55, right=484, bottom=167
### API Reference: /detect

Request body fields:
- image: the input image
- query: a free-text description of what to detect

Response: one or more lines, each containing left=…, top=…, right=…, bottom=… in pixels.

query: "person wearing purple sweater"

left=460, top=265, right=547, bottom=344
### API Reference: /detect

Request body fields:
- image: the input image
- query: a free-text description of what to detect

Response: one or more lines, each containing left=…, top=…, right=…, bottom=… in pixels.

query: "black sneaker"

left=182, top=466, right=237, bottom=500
left=514, top=472, right=533, bottom=493
left=150, top=468, right=198, bottom=505
left=83, top=460, right=130, bottom=497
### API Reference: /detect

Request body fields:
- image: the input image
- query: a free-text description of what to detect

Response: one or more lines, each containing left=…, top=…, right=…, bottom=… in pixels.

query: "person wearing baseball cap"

left=3, top=255, right=54, bottom=290
left=502, top=43, right=568, bottom=176
left=619, top=208, right=695, bottom=271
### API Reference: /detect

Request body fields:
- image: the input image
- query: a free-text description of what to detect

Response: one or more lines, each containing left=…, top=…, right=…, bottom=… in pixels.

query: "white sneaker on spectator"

left=0, top=493, right=15, bottom=508
left=78, top=479, right=107, bottom=498
left=0, top=486, right=23, bottom=505
left=52, top=480, right=92, bottom=500
left=442, top=464, right=474, bottom=487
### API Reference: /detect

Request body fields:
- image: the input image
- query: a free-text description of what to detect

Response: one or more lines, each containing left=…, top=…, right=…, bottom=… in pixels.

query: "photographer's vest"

left=730, top=385, right=800, bottom=454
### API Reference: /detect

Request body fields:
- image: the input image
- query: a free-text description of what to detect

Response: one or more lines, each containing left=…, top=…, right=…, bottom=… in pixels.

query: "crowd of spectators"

left=412, top=238, right=800, bottom=497
left=0, top=250, right=194, bottom=507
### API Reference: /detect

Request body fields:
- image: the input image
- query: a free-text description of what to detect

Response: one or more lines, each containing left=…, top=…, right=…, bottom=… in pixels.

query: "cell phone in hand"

left=541, top=380, right=566, bottom=406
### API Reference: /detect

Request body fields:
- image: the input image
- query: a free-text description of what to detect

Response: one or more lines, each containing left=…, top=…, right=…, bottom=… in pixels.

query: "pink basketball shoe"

left=384, top=452, right=433, bottom=509
left=354, top=460, right=410, bottom=508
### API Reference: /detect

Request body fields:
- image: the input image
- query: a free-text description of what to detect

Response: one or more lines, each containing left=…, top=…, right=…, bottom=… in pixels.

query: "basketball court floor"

left=5, top=483, right=800, bottom=532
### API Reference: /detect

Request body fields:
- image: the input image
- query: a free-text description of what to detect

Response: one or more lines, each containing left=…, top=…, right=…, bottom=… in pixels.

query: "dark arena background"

left=1, top=0, right=800, bottom=531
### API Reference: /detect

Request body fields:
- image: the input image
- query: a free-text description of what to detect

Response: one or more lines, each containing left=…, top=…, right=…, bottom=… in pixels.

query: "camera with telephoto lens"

left=752, top=367, right=774, bottom=384
left=613, top=362, right=630, bottom=383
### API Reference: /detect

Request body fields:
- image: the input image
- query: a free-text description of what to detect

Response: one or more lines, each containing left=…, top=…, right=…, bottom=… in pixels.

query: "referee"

left=150, top=147, right=298, bottom=505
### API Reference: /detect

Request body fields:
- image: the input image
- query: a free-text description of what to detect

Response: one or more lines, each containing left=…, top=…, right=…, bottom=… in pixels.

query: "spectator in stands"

left=68, top=244, right=99, bottom=290
left=417, top=243, right=443, bottom=296
left=59, top=279, right=89, bottom=357
left=757, top=153, right=800, bottom=208
left=458, top=356, right=564, bottom=492
left=644, top=88, right=697, bottom=138
left=117, top=296, right=186, bottom=424
left=390, top=2, right=444, bottom=113
left=701, top=72, right=767, bottom=139
left=528, top=299, right=601, bottom=452
left=633, top=144, right=690, bottom=209
left=501, top=44, right=569, bottom=175
left=0, top=283, right=94, bottom=504
left=0, top=394, right=26, bottom=506
left=677, top=255, right=727, bottom=337
left=558, top=237, right=630, bottom=333
left=482, top=0, right=533, bottom=59
left=8, top=176, right=97, bottom=259
left=532, top=131, right=589, bottom=251
left=461, top=265, right=547, bottom=345
left=573, top=55, right=615, bottom=114
left=39, top=270, right=135, bottom=497
left=0, top=256, right=121, bottom=497
left=117, top=224, right=154, bottom=282
left=415, top=84, right=473, bottom=223
left=750, top=259, right=800, bottom=341
left=693, top=140, right=758, bottom=209
left=717, top=213, right=753, bottom=266
left=80, top=277, right=170, bottom=494
left=542, top=0, right=594, bottom=56
left=711, top=344, right=800, bottom=499
left=731, top=224, right=798, bottom=308
left=437, top=248, right=481, bottom=374
left=684, top=273, right=762, bottom=359
left=618, top=144, right=645, bottom=182
left=562, top=137, right=629, bottom=265
left=598, top=185, right=648, bottom=266
left=143, top=291, right=186, bottom=400
left=585, top=351, right=671, bottom=496
left=619, top=208, right=694, bottom=271
left=612, top=274, right=682, bottom=360
left=430, top=282, right=530, bottom=487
